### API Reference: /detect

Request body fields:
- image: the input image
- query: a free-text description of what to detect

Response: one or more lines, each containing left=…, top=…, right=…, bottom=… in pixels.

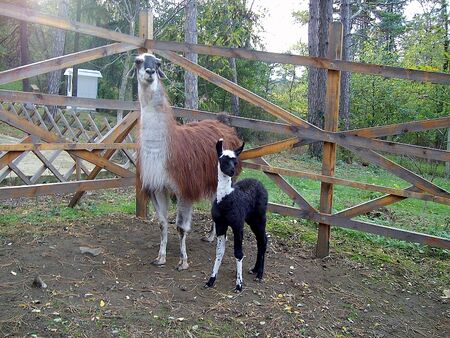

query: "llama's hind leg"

left=175, top=198, right=193, bottom=271
left=202, top=197, right=217, bottom=243
left=248, top=216, right=268, bottom=280
left=151, top=189, right=170, bottom=266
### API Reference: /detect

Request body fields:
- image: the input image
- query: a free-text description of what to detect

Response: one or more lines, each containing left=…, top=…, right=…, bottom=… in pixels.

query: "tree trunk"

left=229, top=57, right=240, bottom=116
left=47, top=0, right=68, bottom=97
left=308, top=0, right=332, bottom=158
left=340, top=0, right=351, bottom=130
left=184, top=0, right=198, bottom=111
left=19, top=0, right=31, bottom=92
left=117, top=21, right=136, bottom=122
left=72, top=0, right=82, bottom=98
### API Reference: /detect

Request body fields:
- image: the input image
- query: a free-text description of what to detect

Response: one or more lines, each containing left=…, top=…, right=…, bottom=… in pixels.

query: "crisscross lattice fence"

left=0, top=4, right=449, bottom=255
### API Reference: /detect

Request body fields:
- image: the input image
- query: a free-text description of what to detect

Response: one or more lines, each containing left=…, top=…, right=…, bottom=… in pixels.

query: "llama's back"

left=235, top=178, right=269, bottom=212
left=167, top=120, right=241, bottom=202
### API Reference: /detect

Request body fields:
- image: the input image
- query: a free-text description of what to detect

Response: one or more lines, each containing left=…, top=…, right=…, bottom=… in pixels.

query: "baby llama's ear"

left=234, top=142, right=245, bottom=157
left=216, top=139, right=224, bottom=158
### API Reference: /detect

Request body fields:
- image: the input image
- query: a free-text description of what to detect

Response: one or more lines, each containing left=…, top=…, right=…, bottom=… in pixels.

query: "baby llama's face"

left=135, top=53, right=160, bottom=86
left=219, top=151, right=238, bottom=177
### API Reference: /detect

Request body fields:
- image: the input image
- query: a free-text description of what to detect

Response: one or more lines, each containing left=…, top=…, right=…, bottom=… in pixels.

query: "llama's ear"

left=234, top=142, right=245, bottom=157
left=157, top=68, right=167, bottom=79
left=216, top=139, right=224, bottom=158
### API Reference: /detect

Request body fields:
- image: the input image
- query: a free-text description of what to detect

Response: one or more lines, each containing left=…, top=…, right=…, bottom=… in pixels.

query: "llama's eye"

left=135, top=59, right=143, bottom=66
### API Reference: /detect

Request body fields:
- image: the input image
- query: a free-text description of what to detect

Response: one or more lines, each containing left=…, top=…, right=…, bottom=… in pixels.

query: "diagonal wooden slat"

left=68, top=111, right=139, bottom=207
left=8, top=161, right=32, bottom=185
left=347, top=146, right=449, bottom=198
left=240, top=137, right=300, bottom=160
left=251, top=158, right=317, bottom=214
left=32, top=149, right=65, bottom=182
left=334, top=186, right=419, bottom=218
left=0, top=108, right=134, bottom=178
left=0, top=43, right=137, bottom=85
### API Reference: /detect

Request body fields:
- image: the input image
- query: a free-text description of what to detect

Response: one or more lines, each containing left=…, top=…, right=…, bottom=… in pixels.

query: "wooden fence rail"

left=0, top=6, right=449, bottom=253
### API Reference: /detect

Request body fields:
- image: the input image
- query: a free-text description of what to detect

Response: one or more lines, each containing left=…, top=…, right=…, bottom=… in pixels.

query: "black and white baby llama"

left=205, top=139, right=268, bottom=292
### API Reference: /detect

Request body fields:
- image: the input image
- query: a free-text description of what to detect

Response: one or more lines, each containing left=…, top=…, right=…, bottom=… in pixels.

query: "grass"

left=0, top=153, right=448, bottom=289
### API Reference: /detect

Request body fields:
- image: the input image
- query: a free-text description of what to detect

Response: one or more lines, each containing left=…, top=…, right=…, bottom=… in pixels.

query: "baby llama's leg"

left=233, top=225, right=244, bottom=292
left=151, top=189, right=170, bottom=266
left=248, top=215, right=268, bottom=280
left=205, top=231, right=227, bottom=288
left=175, top=198, right=193, bottom=270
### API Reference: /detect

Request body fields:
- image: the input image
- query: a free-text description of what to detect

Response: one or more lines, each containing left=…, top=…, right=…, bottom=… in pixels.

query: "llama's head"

left=135, top=53, right=167, bottom=87
left=216, top=138, right=244, bottom=177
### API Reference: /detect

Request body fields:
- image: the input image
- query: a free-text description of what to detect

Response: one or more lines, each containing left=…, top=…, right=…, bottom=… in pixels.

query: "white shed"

left=64, top=68, right=102, bottom=109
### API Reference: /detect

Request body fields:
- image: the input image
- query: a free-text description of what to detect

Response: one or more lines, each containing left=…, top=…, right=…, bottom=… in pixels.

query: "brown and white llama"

left=135, top=53, right=242, bottom=270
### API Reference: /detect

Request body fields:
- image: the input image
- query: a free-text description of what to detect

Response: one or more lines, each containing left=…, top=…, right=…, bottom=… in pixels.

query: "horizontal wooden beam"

left=0, top=177, right=135, bottom=200
left=146, top=40, right=450, bottom=85
left=0, top=143, right=137, bottom=151
left=0, top=3, right=144, bottom=47
left=268, top=203, right=450, bottom=249
left=343, top=116, right=450, bottom=138
left=1, top=90, right=448, bottom=161
left=0, top=43, right=136, bottom=85
left=243, top=162, right=450, bottom=205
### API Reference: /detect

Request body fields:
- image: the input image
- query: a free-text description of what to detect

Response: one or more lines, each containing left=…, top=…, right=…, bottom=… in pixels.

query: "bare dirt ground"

left=0, top=199, right=449, bottom=337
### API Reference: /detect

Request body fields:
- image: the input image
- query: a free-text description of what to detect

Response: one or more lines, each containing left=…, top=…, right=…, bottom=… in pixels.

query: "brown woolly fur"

left=167, top=120, right=241, bottom=202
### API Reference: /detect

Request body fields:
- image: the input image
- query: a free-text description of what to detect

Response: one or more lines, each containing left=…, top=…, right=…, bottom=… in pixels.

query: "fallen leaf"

left=100, top=300, right=106, bottom=307
left=442, top=290, right=450, bottom=299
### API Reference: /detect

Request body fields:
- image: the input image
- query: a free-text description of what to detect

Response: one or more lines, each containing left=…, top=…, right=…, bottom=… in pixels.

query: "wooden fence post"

left=135, top=9, right=153, bottom=219
left=316, top=22, right=343, bottom=258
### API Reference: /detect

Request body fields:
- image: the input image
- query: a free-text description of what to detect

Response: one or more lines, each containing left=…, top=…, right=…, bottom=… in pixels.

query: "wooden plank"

left=155, top=50, right=314, bottom=128
left=0, top=43, right=136, bottom=85
left=0, top=3, right=144, bottom=47
left=334, top=186, right=419, bottom=218
left=242, top=162, right=450, bottom=205
left=343, top=116, right=450, bottom=138
left=240, top=138, right=300, bottom=160
left=0, top=177, right=135, bottom=200
left=317, top=22, right=343, bottom=258
left=0, top=108, right=134, bottom=178
left=68, top=111, right=139, bottom=207
left=146, top=40, right=450, bottom=85
left=252, top=158, right=317, bottom=214
left=32, top=149, right=65, bottom=182
left=1, top=3, right=448, bottom=85
left=1, top=91, right=448, bottom=161
left=0, top=143, right=137, bottom=151
left=268, top=203, right=450, bottom=249
left=8, top=162, right=32, bottom=185
left=348, top=146, right=449, bottom=198
left=135, top=9, right=153, bottom=219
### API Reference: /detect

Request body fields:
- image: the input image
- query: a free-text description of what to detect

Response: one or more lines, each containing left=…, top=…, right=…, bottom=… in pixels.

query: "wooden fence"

left=0, top=4, right=449, bottom=255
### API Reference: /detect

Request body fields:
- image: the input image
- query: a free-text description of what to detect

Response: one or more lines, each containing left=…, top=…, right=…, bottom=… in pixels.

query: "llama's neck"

left=138, top=79, right=175, bottom=143
left=138, top=78, right=176, bottom=191
left=216, top=166, right=234, bottom=203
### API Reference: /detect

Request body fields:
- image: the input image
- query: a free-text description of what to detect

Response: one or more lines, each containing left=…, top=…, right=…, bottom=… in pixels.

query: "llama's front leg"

left=205, top=234, right=226, bottom=288
left=233, top=226, right=244, bottom=292
left=151, top=190, right=170, bottom=266
left=175, top=198, right=193, bottom=271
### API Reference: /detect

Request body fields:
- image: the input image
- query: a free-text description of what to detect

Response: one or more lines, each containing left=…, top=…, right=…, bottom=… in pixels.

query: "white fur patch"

left=221, top=150, right=236, bottom=158
left=216, top=164, right=234, bottom=203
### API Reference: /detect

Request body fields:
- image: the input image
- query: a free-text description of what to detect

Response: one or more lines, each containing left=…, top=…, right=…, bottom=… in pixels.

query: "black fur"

left=207, top=140, right=268, bottom=291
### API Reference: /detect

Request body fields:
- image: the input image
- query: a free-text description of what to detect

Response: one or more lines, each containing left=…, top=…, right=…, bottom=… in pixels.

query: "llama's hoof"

left=205, top=276, right=216, bottom=288
left=254, top=277, right=263, bottom=283
left=234, top=284, right=243, bottom=293
left=152, top=256, right=166, bottom=266
left=176, top=260, right=189, bottom=271
left=248, top=268, right=255, bottom=275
